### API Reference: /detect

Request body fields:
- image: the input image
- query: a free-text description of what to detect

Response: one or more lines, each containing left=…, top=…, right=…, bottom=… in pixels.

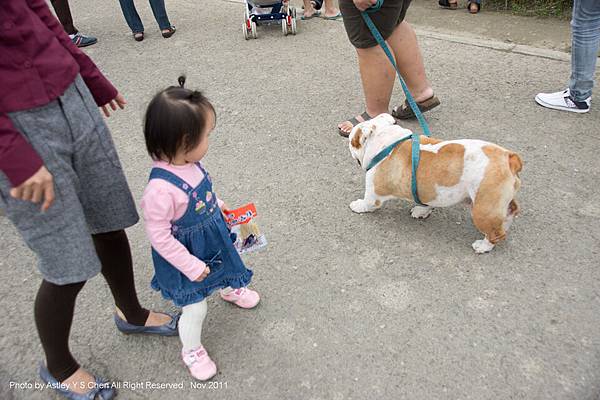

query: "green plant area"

left=484, top=0, right=573, bottom=17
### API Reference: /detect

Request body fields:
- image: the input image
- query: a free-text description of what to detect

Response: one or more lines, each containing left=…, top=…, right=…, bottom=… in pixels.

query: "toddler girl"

left=141, top=76, right=260, bottom=381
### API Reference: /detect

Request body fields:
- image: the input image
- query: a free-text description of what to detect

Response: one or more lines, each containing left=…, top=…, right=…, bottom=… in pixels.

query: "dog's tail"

left=508, top=152, right=523, bottom=177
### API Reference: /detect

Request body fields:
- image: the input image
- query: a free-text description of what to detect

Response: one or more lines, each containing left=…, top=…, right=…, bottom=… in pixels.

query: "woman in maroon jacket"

left=0, top=1, right=179, bottom=398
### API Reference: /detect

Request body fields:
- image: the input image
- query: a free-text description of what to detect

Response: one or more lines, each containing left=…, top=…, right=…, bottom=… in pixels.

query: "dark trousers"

left=50, top=0, right=77, bottom=35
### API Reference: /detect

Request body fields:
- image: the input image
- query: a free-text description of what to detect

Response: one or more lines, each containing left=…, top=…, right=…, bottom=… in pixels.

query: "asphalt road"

left=1, top=0, right=599, bottom=399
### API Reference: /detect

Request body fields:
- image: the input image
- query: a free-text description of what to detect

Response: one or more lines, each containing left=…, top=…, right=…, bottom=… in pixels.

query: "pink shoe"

left=182, top=346, right=217, bottom=381
left=220, top=287, right=260, bottom=309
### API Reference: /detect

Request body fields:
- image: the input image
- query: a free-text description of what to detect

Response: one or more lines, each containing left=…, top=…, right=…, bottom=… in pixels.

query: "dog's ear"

left=350, top=124, right=375, bottom=149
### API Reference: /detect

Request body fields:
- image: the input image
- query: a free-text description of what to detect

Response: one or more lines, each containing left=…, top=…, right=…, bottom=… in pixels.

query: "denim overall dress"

left=149, top=163, right=253, bottom=307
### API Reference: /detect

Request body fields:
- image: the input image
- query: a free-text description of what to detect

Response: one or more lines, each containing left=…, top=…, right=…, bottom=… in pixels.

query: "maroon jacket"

left=0, top=0, right=117, bottom=187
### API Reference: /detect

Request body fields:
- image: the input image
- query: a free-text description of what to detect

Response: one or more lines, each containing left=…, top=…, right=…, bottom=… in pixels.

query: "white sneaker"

left=535, top=88, right=590, bottom=113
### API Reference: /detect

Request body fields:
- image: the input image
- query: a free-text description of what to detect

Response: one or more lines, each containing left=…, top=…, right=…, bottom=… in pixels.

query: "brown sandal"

left=438, top=0, right=458, bottom=10
left=338, top=111, right=372, bottom=138
left=468, top=2, right=480, bottom=13
left=392, top=95, right=440, bottom=120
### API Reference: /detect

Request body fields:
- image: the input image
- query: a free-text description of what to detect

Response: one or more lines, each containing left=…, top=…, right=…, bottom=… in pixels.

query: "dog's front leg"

left=350, top=172, right=383, bottom=213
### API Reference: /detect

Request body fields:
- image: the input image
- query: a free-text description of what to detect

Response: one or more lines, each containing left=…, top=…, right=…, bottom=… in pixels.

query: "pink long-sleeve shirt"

left=141, top=161, right=224, bottom=282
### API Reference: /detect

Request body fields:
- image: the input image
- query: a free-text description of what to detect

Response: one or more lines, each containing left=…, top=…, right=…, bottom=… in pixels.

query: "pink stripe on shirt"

left=141, top=161, right=224, bottom=282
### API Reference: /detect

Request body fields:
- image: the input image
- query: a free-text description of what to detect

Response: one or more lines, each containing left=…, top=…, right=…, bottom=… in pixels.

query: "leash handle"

left=366, top=0, right=383, bottom=12
left=360, top=12, right=431, bottom=138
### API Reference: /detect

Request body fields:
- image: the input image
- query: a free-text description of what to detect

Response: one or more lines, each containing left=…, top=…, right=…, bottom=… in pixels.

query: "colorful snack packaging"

left=223, top=203, right=267, bottom=254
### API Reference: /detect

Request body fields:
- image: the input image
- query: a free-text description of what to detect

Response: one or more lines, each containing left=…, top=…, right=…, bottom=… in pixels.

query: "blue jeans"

left=569, top=0, right=600, bottom=101
left=118, top=0, right=172, bottom=33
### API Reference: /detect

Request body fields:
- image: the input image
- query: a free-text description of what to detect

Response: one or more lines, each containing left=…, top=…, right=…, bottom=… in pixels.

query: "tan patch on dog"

left=373, top=136, right=464, bottom=204
left=351, top=128, right=363, bottom=149
left=471, top=145, right=522, bottom=244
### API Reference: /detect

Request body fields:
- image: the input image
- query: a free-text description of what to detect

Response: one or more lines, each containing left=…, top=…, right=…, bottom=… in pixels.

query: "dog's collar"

left=365, top=134, right=412, bottom=172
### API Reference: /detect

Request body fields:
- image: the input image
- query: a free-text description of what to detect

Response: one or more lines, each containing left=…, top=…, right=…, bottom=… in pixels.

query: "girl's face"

left=183, top=108, right=216, bottom=163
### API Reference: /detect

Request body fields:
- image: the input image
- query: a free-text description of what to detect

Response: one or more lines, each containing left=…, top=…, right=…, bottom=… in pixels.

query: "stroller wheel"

left=281, top=19, right=288, bottom=36
left=243, top=22, right=249, bottom=40
left=251, top=20, right=257, bottom=39
left=291, top=16, right=297, bottom=35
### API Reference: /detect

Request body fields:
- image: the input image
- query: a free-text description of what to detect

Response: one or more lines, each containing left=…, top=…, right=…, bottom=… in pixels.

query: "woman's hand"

left=194, top=266, right=211, bottom=282
left=10, top=166, right=55, bottom=212
left=100, top=93, right=127, bottom=117
left=353, top=0, right=377, bottom=11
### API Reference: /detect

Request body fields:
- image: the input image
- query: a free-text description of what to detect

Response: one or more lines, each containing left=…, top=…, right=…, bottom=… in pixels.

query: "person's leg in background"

left=535, top=0, right=600, bottom=113
left=322, top=0, right=341, bottom=19
left=301, top=0, right=320, bottom=19
left=148, top=0, right=176, bottom=37
left=569, top=0, right=600, bottom=102
left=49, top=0, right=98, bottom=47
left=118, top=0, right=146, bottom=38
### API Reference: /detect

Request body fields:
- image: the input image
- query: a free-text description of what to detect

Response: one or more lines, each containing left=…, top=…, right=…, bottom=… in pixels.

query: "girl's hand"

left=194, top=266, right=210, bottom=282
left=220, top=202, right=231, bottom=219
left=353, top=0, right=377, bottom=11
left=10, top=166, right=55, bottom=212
left=100, top=93, right=127, bottom=117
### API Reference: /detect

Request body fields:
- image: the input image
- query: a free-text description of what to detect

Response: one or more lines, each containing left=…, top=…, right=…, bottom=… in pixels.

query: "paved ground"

left=1, top=1, right=599, bottom=399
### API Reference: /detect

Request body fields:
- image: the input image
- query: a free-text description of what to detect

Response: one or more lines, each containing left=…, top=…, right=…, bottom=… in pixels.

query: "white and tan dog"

left=348, top=113, right=523, bottom=253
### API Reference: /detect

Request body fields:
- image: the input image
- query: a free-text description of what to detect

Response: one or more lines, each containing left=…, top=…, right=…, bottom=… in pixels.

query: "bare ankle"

left=414, top=87, right=434, bottom=103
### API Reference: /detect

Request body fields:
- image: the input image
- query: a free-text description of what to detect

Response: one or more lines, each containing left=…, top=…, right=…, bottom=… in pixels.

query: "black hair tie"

left=189, top=91, right=202, bottom=101
left=178, top=75, right=186, bottom=88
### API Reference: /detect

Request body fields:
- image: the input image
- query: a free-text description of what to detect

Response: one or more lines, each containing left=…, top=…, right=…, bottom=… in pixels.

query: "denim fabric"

left=569, top=0, right=600, bottom=101
left=148, top=164, right=253, bottom=307
left=117, top=0, right=172, bottom=32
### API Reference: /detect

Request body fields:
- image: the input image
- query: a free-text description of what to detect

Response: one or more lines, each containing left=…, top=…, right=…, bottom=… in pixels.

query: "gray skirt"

left=0, top=75, right=139, bottom=285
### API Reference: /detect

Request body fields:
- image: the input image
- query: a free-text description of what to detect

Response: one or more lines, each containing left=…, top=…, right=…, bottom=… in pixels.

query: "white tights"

left=178, top=287, right=235, bottom=352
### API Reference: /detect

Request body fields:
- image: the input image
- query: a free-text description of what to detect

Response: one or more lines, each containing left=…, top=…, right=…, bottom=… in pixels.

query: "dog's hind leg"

left=470, top=182, right=515, bottom=253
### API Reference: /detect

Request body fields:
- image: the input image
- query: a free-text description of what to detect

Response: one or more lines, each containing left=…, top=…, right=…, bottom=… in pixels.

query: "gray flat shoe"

left=114, top=311, right=180, bottom=336
left=39, top=363, right=115, bottom=400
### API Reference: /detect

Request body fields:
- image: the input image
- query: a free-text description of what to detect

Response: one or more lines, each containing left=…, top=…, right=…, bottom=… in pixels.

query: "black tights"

left=34, top=230, right=149, bottom=382
left=50, top=0, right=78, bottom=35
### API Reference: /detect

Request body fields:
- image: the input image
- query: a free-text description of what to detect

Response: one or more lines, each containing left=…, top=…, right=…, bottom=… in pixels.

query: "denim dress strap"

left=149, top=167, right=194, bottom=195
left=194, top=162, right=207, bottom=175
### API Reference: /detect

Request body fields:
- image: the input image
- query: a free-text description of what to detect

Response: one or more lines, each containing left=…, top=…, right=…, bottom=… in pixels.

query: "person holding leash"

left=337, top=0, right=440, bottom=137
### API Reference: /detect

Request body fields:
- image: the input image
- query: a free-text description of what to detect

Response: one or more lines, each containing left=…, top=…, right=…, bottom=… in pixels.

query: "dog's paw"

left=410, top=206, right=433, bottom=219
left=472, top=238, right=495, bottom=254
left=350, top=199, right=372, bottom=214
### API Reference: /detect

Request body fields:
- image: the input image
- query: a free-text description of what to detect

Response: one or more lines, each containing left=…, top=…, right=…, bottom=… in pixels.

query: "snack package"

left=224, top=203, right=267, bottom=255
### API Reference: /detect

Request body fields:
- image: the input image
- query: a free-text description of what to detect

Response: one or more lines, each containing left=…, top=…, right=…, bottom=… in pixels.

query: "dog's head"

left=348, top=113, right=396, bottom=167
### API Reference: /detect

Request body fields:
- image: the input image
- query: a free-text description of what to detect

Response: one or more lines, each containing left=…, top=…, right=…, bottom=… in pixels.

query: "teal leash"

left=361, top=2, right=430, bottom=205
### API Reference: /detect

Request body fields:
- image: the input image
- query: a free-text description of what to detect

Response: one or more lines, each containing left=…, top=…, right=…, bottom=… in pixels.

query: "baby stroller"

left=243, top=0, right=297, bottom=39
